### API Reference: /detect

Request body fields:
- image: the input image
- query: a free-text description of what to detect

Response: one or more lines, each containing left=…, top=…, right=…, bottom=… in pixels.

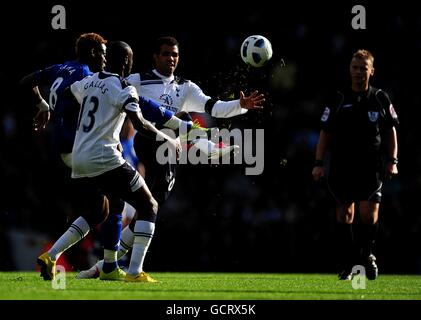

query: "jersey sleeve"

left=211, top=99, right=248, bottom=118
left=319, top=91, right=343, bottom=133
left=376, top=90, right=399, bottom=128
left=138, top=96, right=174, bottom=126
left=33, top=64, right=60, bottom=85
left=70, top=79, right=85, bottom=104
left=183, top=81, right=212, bottom=113
left=118, top=85, right=140, bottom=113
left=185, top=81, right=248, bottom=118
left=126, top=73, right=141, bottom=93
left=319, top=106, right=333, bottom=132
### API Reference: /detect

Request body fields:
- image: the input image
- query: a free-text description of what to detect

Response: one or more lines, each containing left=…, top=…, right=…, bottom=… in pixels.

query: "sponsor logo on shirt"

left=368, top=111, right=379, bottom=122
left=159, top=94, right=173, bottom=107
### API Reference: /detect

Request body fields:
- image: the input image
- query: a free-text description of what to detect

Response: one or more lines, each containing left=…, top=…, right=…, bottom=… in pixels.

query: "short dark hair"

left=153, top=36, right=179, bottom=55
left=75, top=33, right=107, bottom=58
left=352, top=49, right=374, bottom=67
left=106, top=41, right=131, bottom=65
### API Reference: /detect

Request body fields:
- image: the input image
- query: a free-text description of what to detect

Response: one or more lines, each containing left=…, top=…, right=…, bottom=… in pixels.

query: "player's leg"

left=357, top=168, right=382, bottom=280
left=38, top=185, right=108, bottom=280
left=359, top=201, right=380, bottom=280
left=116, top=202, right=136, bottom=263
left=97, top=196, right=127, bottom=280
left=75, top=166, right=170, bottom=279
left=76, top=138, right=174, bottom=280
left=119, top=138, right=173, bottom=273
left=335, top=203, right=357, bottom=280
left=92, top=165, right=153, bottom=281
left=175, top=111, right=240, bottom=160
left=124, top=183, right=159, bottom=283
left=134, top=112, right=240, bottom=159
left=75, top=155, right=168, bottom=279
left=95, top=162, right=159, bottom=282
left=75, top=222, right=134, bottom=279
left=128, top=133, right=173, bottom=281
left=327, top=163, right=360, bottom=280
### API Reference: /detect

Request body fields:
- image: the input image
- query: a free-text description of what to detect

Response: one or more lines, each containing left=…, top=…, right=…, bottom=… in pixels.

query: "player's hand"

left=169, top=137, right=182, bottom=160
left=239, top=90, right=265, bottom=110
left=385, top=163, right=398, bottom=179
left=33, top=110, right=50, bottom=132
left=312, top=166, right=325, bottom=182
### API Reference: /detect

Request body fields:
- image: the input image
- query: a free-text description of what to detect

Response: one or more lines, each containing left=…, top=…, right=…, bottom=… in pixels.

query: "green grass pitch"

left=1, top=272, right=421, bottom=300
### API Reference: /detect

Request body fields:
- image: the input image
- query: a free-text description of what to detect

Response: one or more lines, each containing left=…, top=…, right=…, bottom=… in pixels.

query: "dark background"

left=0, top=1, right=420, bottom=274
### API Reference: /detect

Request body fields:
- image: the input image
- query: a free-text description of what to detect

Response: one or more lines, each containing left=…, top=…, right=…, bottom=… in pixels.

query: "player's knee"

left=132, top=196, right=158, bottom=223
left=140, top=196, right=158, bottom=215
left=144, top=197, right=159, bottom=222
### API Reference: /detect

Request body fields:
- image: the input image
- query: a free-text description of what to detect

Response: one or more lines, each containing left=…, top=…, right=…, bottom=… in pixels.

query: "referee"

left=312, top=49, right=399, bottom=280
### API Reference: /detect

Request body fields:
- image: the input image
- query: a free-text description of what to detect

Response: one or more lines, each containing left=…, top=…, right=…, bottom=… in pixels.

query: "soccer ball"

left=240, top=35, right=273, bottom=67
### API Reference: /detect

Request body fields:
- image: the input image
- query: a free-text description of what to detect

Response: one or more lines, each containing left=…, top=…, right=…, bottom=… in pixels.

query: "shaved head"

left=106, top=41, right=133, bottom=76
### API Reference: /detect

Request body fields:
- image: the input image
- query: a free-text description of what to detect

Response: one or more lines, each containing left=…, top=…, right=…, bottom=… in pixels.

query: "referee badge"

left=368, top=111, right=379, bottom=122
left=321, top=107, right=330, bottom=122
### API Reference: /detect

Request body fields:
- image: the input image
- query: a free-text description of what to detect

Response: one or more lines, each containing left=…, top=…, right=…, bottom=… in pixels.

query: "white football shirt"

left=126, top=69, right=248, bottom=118
left=70, top=71, right=140, bottom=178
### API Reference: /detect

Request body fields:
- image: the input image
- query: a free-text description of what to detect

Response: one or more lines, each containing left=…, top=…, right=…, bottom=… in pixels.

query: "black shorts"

left=133, top=133, right=176, bottom=206
left=73, top=162, right=147, bottom=215
left=133, top=111, right=194, bottom=206
left=327, top=162, right=382, bottom=204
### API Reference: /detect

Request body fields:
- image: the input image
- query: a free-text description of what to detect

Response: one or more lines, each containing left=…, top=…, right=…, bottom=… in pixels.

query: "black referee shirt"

left=320, top=85, right=399, bottom=161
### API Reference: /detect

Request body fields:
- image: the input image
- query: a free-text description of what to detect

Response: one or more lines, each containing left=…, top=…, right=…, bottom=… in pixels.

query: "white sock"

left=191, top=138, right=215, bottom=154
left=120, top=225, right=135, bottom=253
left=97, top=226, right=134, bottom=272
left=95, top=260, right=104, bottom=272
left=128, top=220, right=155, bottom=276
left=103, top=249, right=117, bottom=263
left=163, top=115, right=183, bottom=130
left=48, top=216, right=90, bottom=261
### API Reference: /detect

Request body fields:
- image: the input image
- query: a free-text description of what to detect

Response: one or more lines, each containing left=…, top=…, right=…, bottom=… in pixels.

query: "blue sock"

left=101, top=213, right=122, bottom=273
